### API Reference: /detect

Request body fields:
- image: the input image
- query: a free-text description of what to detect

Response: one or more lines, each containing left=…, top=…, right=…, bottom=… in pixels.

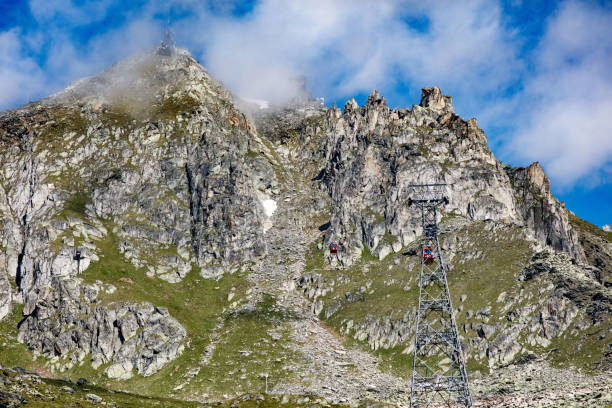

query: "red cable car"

left=329, top=243, right=338, bottom=253
left=423, top=246, right=434, bottom=262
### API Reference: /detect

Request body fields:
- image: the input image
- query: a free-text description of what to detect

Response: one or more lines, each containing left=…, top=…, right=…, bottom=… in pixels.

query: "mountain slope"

left=0, top=47, right=610, bottom=407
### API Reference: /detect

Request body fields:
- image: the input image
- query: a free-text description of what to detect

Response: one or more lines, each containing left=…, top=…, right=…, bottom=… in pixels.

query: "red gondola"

left=329, top=243, right=338, bottom=253
left=423, top=246, right=434, bottom=262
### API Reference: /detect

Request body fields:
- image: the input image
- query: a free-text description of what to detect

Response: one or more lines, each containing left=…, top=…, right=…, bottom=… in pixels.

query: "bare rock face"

left=0, top=258, right=10, bottom=321
left=0, top=48, right=276, bottom=375
left=507, top=163, right=585, bottom=262
left=322, top=90, right=507, bottom=265
left=17, top=277, right=186, bottom=377
left=0, top=46, right=607, bottom=400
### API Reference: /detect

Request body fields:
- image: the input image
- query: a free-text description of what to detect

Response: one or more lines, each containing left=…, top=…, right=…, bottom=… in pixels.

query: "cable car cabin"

left=423, top=246, right=434, bottom=262
left=329, top=243, right=338, bottom=253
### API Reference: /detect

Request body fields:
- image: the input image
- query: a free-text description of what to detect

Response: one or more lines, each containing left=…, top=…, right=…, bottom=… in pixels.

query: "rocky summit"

left=0, top=47, right=610, bottom=407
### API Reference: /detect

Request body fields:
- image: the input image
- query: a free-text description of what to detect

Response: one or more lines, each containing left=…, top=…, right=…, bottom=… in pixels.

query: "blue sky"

left=0, top=0, right=611, bottom=227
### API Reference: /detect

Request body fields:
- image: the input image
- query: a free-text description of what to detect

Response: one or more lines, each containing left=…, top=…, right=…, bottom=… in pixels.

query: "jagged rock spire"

left=420, top=86, right=454, bottom=113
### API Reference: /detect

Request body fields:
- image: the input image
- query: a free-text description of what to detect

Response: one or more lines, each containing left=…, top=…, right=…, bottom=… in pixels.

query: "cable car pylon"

left=408, top=184, right=472, bottom=407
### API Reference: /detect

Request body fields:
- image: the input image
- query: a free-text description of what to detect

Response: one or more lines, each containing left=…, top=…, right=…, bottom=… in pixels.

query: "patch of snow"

left=262, top=199, right=277, bottom=217
left=255, top=191, right=277, bottom=233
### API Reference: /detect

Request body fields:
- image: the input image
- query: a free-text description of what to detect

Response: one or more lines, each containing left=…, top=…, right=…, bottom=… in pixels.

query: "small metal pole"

left=75, top=249, right=81, bottom=273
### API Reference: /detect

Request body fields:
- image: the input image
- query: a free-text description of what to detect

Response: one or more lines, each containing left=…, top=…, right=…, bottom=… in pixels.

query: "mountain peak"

left=8, top=46, right=243, bottom=128
left=0, top=44, right=610, bottom=408
left=48, top=47, right=199, bottom=105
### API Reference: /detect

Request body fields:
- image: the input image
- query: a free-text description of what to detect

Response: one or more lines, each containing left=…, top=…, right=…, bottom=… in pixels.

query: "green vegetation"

left=99, top=104, right=135, bottom=130
left=69, top=223, right=245, bottom=398
left=302, top=240, right=420, bottom=378
left=0, top=218, right=307, bottom=400
left=300, top=219, right=553, bottom=377
left=153, top=95, right=201, bottom=122
left=449, top=222, right=532, bottom=316
left=379, top=229, right=400, bottom=247
left=0, top=367, right=201, bottom=408
left=446, top=223, right=534, bottom=373
left=61, top=191, right=90, bottom=218
left=0, top=364, right=353, bottom=408
left=358, top=245, right=380, bottom=263
left=303, top=241, right=326, bottom=273
left=362, top=207, right=386, bottom=224
left=38, top=108, right=89, bottom=145
left=569, top=213, right=612, bottom=243
left=246, top=149, right=260, bottom=159
left=547, top=317, right=612, bottom=372
left=187, top=300, right=301, bottom=396
left=105, top=93, right=201, bottom=130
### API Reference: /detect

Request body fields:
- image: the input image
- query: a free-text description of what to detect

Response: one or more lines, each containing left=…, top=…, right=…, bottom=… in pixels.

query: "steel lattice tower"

left=408, top=184, right=472, bottom=408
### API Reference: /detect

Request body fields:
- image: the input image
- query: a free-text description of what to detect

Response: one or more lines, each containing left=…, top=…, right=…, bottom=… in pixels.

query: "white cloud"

left=199, top=0, right=521, bottom=106
left=28, top=0, right=114, bottom=26
left=0, top=29, right=47, bottom=109
left=2, top=0, right=520, bottom=110
left=507, top=1, right=612, bottom=188
left=0, top=9, right=163, bottom=110
left=46, top=18, right=161, bottom=82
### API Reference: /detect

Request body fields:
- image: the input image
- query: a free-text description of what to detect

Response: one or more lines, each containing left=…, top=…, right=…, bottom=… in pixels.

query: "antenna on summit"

left=158, top=22, right=176, bottom=56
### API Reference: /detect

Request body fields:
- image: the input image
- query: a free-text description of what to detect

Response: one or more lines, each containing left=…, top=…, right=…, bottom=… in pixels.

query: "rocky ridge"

left=321, top=87, right=584, bottom=265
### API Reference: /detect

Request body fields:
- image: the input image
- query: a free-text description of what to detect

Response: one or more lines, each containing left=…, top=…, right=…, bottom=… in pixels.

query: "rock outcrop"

left=507, top=163, right=585, bottom=261
left=17, top=277, right=186, bottom=377
left=0, top=257, right=10, bottom=321
left=419, top=86, right=454, bottom=113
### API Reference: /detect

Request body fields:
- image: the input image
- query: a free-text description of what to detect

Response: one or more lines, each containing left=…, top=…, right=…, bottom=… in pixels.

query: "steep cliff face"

left=507, top=162, right=585, bottom=260
left=0, top=49, right=609, bottom=407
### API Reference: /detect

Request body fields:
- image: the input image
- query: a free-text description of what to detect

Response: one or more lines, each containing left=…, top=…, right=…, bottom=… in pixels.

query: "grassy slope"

left=3, top=212, right=607, bottom=403
left=556, top=214, right=612, bottom=371
left=306, top=220, right=533, bottom=376
left=0, top=368, right=351, bottom=408
left=301, top=217, right=609, bottom=377
left=0, top=368, right=199, bottom=408
left=1, top=213, right=309, bottom=401
left=81, top=222, right=309, bottom=399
